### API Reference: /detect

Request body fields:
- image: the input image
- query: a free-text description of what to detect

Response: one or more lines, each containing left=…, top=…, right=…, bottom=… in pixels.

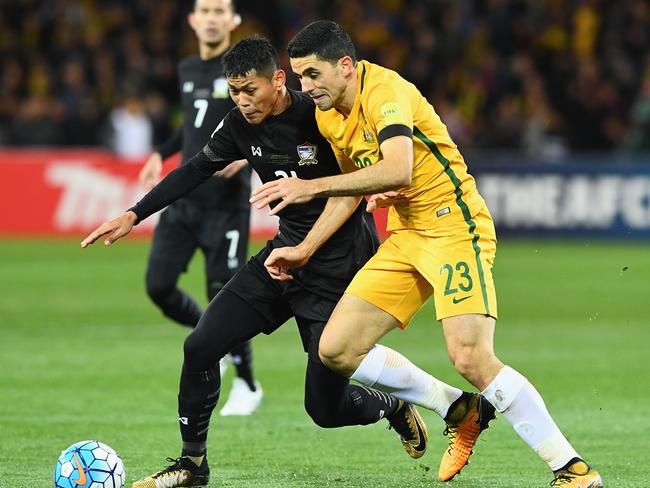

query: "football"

left=54, top=440, right=125, bottom=488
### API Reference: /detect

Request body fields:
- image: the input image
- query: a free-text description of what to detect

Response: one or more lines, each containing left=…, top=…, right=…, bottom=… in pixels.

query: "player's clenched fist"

left=263, top=245, right=311, bottom=281
left=80, top=211, right=138, bottom=248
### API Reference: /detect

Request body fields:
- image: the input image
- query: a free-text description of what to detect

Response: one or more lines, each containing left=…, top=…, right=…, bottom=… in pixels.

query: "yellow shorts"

left=346, top=205, right=498, bottom=327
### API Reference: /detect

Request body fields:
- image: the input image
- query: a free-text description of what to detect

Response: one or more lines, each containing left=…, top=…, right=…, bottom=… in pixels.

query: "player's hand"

left=264, top=246, right=311, bottom=281
left=366, top=191, right=407, bottom=213
left=215, top=159, right=248, bottom=179
left=139, top=152, right=163, bottom=190
left=250, top=177, right=315, bottom=215
left=80, top=211, right=137, bottom=248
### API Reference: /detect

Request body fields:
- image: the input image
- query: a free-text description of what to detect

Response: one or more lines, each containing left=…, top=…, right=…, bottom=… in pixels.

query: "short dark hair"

left=193, top=0, right=236, bottom=12
left=222, top=35, right=279, bottom=79
left=287, top=20, right=356, bottom=64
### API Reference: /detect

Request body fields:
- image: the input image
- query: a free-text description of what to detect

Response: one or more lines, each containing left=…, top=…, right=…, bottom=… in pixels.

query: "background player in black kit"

left=82, top=36, right=428, bottom=488
left=138, top=0, right=262, bottom=416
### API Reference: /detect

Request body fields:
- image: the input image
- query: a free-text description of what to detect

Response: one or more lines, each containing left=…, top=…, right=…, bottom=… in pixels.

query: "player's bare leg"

left=441, top=314, right=502, bottom=390
left=318, top=294, right=398, bottom=378
left=319, top=293, right=478, bottom=461
left=442, top=313, right=601, bottom=486
left=432, top=314, right=498, bottom=480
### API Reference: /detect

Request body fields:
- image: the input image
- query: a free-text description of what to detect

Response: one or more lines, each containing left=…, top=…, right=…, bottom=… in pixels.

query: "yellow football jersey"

left=316, top=60, right=486, bottom=235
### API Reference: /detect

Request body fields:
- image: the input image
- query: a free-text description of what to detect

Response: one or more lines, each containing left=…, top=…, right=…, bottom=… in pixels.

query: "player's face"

left=227, top=70, right=285, bottom=125
left=189, top=0, right=237, bottom=47
left=290, top=55, right=350, bottom=111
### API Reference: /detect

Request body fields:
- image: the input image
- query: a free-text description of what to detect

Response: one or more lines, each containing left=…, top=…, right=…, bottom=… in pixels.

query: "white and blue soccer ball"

left=54, top=440, right=125, bottom=488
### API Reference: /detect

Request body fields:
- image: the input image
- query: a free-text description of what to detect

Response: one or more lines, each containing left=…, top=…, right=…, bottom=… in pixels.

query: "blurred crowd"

left=1, top=0, right=649, bottom=157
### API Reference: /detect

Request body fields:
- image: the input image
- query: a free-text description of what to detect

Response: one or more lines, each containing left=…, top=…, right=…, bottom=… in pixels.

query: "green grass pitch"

left=1, top=238, right=648, bottom=487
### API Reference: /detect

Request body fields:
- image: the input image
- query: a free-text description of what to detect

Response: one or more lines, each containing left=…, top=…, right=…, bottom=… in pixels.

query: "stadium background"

left=1, top=1, right=649, bottom=487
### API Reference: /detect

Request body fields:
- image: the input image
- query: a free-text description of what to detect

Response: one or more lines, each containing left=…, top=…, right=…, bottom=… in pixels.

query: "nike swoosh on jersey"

left=452, top=295, right=472, bottom=304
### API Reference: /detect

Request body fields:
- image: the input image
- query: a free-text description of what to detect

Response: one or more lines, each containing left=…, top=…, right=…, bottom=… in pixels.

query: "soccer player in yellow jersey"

left=251, top=21, right=602, bottom=487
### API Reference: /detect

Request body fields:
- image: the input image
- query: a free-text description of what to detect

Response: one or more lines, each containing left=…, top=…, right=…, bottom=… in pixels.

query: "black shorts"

left=149, top=200, right=250, bottom=286
left=223, top=242, right=350, bottom=351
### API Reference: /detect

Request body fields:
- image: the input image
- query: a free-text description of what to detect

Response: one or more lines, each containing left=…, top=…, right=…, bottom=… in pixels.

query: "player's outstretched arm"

left=80, top=211, right=137, bottom=248
left=251, top=136, right=413, bottom=215
left=82, top=151, right=224, bottom=250
left=264, top=195, right=362, bottom=280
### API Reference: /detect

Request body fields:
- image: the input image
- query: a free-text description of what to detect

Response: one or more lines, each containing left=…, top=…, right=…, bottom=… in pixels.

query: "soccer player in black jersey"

left=81, top=36, right=428, bottom=487
left=138, top=0, right=262, bottom=416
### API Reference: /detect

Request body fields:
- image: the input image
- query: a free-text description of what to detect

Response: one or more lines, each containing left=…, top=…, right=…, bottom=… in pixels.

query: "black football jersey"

left=200, top=88, right=379, bottom=279
left=131, top=88, right=378, bottom=280
left=176, top=55, right=250, bottom=209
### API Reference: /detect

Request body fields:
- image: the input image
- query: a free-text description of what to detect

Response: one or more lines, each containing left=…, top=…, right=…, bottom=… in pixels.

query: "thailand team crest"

left=297, top=142, right=318, bottom=165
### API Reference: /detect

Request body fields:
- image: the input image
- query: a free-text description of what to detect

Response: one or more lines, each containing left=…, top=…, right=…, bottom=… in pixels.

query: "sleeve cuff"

left=127, top=207, right=143, bottom=225
left=378, top=124, right=412, bottom=145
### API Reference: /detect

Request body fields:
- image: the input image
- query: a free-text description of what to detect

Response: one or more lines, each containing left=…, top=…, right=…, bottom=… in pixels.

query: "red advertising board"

left=0, top=149, right=388, bottom=239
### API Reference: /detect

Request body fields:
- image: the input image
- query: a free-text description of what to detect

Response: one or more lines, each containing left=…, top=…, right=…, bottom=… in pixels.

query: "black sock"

left=178, top=364, right=221, bottom=445
left=385, top=394, right=402, bottom=417
left=348, top=384, right=399, bottom=421
left=305, top=351, right=399, bottom=427
left=181, top=441, right=206, bottom=458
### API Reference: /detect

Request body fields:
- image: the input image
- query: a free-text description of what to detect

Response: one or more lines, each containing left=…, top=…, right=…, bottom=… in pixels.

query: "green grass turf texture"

left=1, top=238, right=648, bottom=488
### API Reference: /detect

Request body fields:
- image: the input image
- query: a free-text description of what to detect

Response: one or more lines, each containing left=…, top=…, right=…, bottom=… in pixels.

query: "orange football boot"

left=438, top=392, right=495, bottom=481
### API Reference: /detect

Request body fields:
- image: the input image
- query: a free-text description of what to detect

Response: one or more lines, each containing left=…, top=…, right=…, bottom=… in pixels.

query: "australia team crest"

left=297, top=142, right=318, bottom=165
